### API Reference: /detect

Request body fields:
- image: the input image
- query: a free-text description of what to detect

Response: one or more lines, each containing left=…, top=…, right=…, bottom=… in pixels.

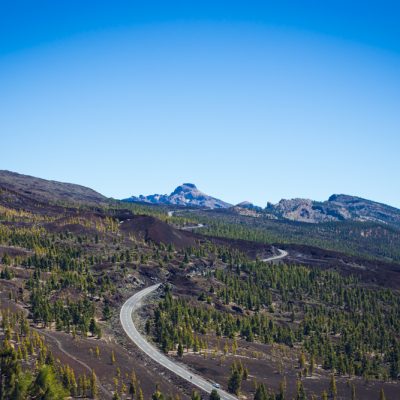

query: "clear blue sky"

left=1, top=1, right=400, bottom=207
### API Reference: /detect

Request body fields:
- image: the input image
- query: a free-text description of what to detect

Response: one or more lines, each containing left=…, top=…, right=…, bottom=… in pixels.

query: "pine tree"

left=90, top=369, right=98, bottom=399
left=243, top=367, right=249, bottom=380
left=254, top=383, right=268, bottom=400
left=89, top=318, right=97, bottom=336
left=2, top=253, right=11, bottom=266
left=351, top=384, right=356, bottom=400
left=232, top=338, right=238, bottom=355
left=138, top=387, right=144, bottom=400
left=129, top=381, right=136, bottom=399
left=296, top=380, right=307, bottom=400
left=145, top=320, right=151, bottom=335
left=329, top=374, right=337, bottom=400
left=177, top=343, right=184, bottom=357
left=228, top=368, right=242, bottom=395
left=103, top=303, right=111, bottom=320
left=30, top=365, right=68, bottom=399
left=310, top=355, right=315, bottom=376
left=152, top=385, right=165, bottom=400
left=277, top=378, right=286, bottom=400
left=210, top=389, right=221, bottom=400
left=299, top=352, right=306, bottom=369
left=191, top=391, right=201, bottom=400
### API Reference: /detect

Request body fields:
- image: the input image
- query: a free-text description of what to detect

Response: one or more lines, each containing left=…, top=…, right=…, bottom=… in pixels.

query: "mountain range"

left=1, top=170, right=400, bottom=228
left=124, top=182, right=400, bottom=228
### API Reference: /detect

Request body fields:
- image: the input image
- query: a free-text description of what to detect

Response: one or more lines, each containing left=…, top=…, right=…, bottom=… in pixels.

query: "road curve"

left=167, top=210, right=206, bottom=230
left=262, top=248, right=288, bottom=262
left=180, top=223, right=205, bottom=230
left=120, top=284, right=237, bottom=400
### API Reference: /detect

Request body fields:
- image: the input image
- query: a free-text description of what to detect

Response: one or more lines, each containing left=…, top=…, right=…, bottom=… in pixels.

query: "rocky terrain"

left=123, top=183, right=231, bottom=209
left=123, top=180, right=400, bottom=228
left=271, top=194, right=400, bottom=227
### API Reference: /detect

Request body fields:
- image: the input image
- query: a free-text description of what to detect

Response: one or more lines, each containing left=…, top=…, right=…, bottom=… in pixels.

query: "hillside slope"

left=0, top=170, right=108, bottom=206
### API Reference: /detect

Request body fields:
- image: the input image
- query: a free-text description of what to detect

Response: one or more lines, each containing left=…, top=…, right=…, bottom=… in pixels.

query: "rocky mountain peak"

left=182, top=183, right=197, bottom=189
left=123, top=183, right=231, bottom=209
left=172, top=183, right=197, bottom=195
left=236, top=201, right=253, bottom=207
left=328, top=194, right=360, bottom=203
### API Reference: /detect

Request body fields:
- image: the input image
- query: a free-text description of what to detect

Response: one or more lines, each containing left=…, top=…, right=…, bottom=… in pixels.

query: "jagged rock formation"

left=272, top=194, right=400, bottom=226
left=123, top=183, right=231, bottom=209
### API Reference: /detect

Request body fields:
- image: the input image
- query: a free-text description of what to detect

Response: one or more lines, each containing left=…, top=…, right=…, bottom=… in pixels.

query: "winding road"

left=262, top=248, right=288, bottom=262
left=180, top=223, right=205, bottom=230
left=120, top=284, right=237, bottom=400
left=120, top=250, right=288, bottom=399
left=167, top=210, right=206, bottom=230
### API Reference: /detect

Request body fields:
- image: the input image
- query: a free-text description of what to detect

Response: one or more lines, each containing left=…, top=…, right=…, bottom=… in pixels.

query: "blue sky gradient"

left=1, top=1, right=399, bottom=207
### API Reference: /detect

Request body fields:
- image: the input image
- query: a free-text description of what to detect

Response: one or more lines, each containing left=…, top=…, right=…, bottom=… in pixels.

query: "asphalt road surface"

left=262, top=248, right=288, bottom=262
left=180, top=223, right=205, bottom=230
left=120, top=249, right=287, bottom=399
left=120, top=284, right=237, bottom=400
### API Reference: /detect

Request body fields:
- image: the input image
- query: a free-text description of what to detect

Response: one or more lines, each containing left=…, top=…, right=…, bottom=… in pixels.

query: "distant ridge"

left=266, top=194, right=400, bottom=227
left=124, top=181, right=400, bottom=227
